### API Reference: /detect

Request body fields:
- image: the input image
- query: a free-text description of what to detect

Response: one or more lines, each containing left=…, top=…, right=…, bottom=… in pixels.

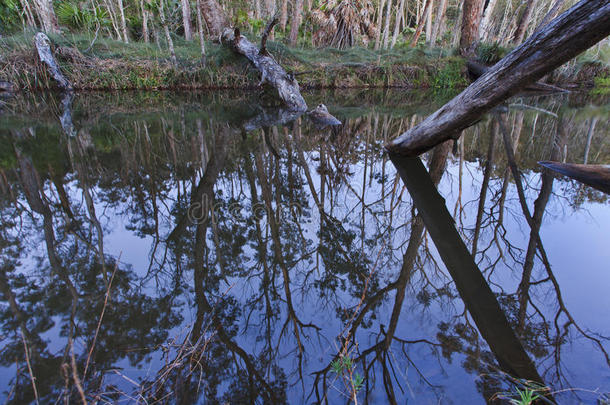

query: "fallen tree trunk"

left=467, top=60, right=568, bottom=93
left=34, top=32, right=72, bottom=91
left=221, top=19, right=308, bottom=112
left=386, top=0, right=610, bottom=156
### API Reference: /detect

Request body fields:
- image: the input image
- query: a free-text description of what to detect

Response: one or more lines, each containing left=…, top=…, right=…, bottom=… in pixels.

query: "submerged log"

left=221, top=20, right=307, bottom=112
left=34, top=32, right=72, bottom=91
left=387, top=0, right=610, bottom=156
left=538, top=161, right=610, bottom=194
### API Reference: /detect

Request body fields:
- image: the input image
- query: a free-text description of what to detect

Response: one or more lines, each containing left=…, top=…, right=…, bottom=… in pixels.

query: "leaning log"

left=221, top=20, right=308, bottom=112
left=467, top=60, right=568, bottom=93
left=386, top=0, right=610, bottom=156
left=538, top=161, right=610, bottom=195
left=34, top=32, right=72, bottom=91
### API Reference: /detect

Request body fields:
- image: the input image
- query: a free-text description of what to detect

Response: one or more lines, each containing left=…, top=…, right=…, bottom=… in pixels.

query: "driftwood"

left=387, top=0, right=610, bottom=156
left=34, top=33, right=72, bottom=91
left=538, top=161, right=610, bottom=194
left=221, top=20, right=307, bottom=112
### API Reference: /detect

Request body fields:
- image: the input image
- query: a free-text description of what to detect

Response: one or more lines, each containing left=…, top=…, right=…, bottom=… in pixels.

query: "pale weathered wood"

left=386, top=0, right=610, bottom=156
left=34, top=33, right=72, bottom=90
left=222, top=26, right=308, bottom=112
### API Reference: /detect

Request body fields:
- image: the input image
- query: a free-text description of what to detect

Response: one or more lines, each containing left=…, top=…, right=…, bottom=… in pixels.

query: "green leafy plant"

left=331, top=354, right=364, bottom=403
left=478, top=41, right=509, bottom=64
left=510, top=387, right=540, bottom=405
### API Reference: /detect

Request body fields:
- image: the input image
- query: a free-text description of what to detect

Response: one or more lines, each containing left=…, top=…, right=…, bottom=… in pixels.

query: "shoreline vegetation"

left=0, top=30, right=607, bottom=93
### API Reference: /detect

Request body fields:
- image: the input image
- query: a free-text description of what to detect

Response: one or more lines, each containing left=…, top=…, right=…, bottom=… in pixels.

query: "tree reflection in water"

left=0, top=90, right=608, bottom=404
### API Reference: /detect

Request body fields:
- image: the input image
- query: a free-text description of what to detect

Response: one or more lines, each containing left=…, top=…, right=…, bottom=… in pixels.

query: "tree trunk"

left=279, top=0, right=288, bottom=30
left=478, top=0, right=498, bottom=40
left=430, top=0, right=448, bottom=45
left=512, top=0, right=537, bottom=44
left=196, top=0, right=206, bottom=62
left=141, top=0, right=150, bottom=42
left=32, top=0, right=60, bottom=33
left=386, top=0, right=610, bottom=156
left=289, top=0, right=303, bottom=46
left=200, top=0, right=228, bottom=39
left=410, top=0, right=432, bottom=47
left=181, top=0, right=193, bottom=40
left=374, top=0, right=386, bottom=50
left=390, top=0, right=406, bottom=48
left=459, top=0, right=484, bottom=56
left=382, top=0, right=393, bottom=49
left=158, top=0, right=178, bottom=66
left=425, top=0, right=434, bottom=45
left=117, top=0, right=129, bottom=42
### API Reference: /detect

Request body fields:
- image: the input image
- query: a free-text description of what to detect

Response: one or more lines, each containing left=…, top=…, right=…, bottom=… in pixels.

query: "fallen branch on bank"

left=221, top=19, right=307, bottom=112
left=34, top=32, right=72, bottom=91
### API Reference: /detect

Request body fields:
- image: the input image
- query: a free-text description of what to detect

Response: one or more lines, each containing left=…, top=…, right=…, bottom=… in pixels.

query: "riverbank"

left=0, top=31, right=607, bottom=92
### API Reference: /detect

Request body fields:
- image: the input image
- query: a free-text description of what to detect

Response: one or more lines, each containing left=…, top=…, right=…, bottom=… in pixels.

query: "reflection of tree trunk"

left=472, top=121, right=497, bottom=255
left=253, top=139, right=306, bottom=356
left=14, top=145, right=78, bottom=299
left=168, top=127, right=230, bottom=242
left=583, top=117, right=598, bottom=164
left=390, top=149, right=544, bottom=384
left=516, top=117, right=563, bottom=332
left=0, top=272, right=41, bottom=351
left=384, top=142, right=452, bottom=349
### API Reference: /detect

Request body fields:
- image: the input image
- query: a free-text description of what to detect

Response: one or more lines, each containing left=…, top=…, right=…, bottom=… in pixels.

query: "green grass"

left=1, top=30, right=606, bottom=92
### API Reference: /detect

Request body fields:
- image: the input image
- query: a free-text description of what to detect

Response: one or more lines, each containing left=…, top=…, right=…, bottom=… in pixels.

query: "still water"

left=0, top=89, right=608, bottom=404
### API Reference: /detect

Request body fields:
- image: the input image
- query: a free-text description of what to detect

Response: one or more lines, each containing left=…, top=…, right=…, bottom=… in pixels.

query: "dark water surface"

left=0, top=89, right=609, bottom=404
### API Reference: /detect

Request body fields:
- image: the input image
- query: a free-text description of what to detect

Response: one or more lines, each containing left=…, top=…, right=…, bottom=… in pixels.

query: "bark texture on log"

left=34, top=33, right=72, bottom=91
left=222, top=27, right=307, bottom=112
left=467, top=60, right=568, bottom=93
left=387, top=0, right=610, bottom=156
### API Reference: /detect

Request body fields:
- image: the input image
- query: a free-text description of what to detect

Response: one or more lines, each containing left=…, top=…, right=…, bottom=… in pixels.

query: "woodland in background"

left=1, top=0, right=602, bottom=56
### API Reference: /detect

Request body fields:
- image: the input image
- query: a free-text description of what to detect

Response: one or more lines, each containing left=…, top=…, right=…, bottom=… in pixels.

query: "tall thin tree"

left=459, top=0, right=484, bottom=55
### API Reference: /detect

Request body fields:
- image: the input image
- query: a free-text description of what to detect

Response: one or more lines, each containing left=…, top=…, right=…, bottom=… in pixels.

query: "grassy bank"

left=0, top=31, right=607, bottom=92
